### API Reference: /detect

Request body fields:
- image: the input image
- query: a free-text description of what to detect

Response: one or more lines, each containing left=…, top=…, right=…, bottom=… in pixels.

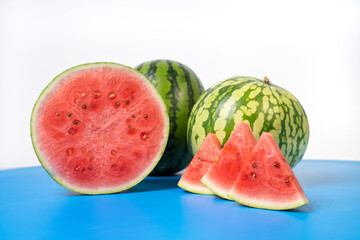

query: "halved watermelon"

left=201, top=122, right=256, bottom=199
left=228, top=132, right=309, bottom=210
left=30, top=63, right=169, bottom=194
left=178, top=133, right=222, bottom=195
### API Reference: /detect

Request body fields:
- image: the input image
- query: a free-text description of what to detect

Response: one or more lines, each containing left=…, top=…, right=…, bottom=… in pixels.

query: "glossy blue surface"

left=1, top=160, right=360, bottom=240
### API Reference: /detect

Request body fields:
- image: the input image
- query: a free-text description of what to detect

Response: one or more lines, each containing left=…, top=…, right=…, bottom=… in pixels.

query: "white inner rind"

left=201, top=175, right=232, bottom=200
left=178, top=178, right=215, bottom=195
left=228, top=190, right=309, bottom=210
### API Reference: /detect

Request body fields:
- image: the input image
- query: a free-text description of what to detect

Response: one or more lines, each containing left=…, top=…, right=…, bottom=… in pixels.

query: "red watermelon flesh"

left=178, top=133, right=222, bottom=195
left=228, top=132, right=309, bottom=210
left=31, top=63, right=169, bottom=194
left=201, top=122, right=256, bottom=199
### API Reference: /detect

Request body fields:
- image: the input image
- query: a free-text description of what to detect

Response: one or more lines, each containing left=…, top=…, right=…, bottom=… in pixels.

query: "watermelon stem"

left=264, top=76, right=270, bottom=84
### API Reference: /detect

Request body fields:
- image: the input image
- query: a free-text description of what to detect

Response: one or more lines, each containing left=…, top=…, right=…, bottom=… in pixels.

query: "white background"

left=1, top=0, right=359, bottom=170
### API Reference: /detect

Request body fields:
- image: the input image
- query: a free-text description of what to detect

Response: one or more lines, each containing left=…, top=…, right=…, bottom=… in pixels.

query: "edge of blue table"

left=1, top=160, right=360, bottom=240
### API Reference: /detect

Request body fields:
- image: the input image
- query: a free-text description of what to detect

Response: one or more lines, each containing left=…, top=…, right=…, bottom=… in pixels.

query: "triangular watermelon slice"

left=201, top=122, right=256, bottom=199
left=228, top=132, right=309, bottom=210
left=178, top=133, right=222, bottom=194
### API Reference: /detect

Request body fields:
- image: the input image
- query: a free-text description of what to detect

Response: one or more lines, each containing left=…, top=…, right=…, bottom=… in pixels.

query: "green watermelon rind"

left=200, top=175, right=231, bottom=200
left=135, top=59, right=204, bottom=175
left=30, top=62, right=170, bottom=194
left=187, top=76, right=310, bottom=168
left=227, top=191, right=309, bottom=210
left=177, top=179, right=215, bottom=195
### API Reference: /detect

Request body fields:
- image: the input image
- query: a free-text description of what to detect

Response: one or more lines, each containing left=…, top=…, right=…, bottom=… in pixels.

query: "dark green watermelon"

left=135, top=60, right=204, bottom=175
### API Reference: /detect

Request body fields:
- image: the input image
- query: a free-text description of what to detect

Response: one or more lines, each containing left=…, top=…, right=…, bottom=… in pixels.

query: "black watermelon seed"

left=68, top=127, right=77, bottom=135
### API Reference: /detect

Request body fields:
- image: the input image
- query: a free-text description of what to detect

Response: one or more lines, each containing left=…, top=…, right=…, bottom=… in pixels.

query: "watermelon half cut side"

left=178, top=133, right=222, bottom=195
left=30, top=63, right=169, bottom=194
left=228, top=132, right=309, bottom=210
left=201, top=122, right=256, bottom=200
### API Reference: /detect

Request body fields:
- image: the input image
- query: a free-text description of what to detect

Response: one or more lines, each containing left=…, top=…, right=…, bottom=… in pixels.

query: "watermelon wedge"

left=178, top=133, right=222, bottom=194
left=31, top=63, right=169, bottom=194
left=201, top=122, right=256, bottom=200
left=228, top=132, right=309, bottom=210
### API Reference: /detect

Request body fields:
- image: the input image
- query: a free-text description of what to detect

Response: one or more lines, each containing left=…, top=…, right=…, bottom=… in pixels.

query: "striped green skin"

left=135, top=60, right=204, bottom=175
left=187, top=76, right=309, bottom=168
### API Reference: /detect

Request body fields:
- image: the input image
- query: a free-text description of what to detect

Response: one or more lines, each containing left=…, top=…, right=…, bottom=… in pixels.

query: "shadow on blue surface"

left=124, top=176, right=180, bottom=193
left=63, top=176, right=181, bottom=196
left=288, top=203, right=314, bottom=213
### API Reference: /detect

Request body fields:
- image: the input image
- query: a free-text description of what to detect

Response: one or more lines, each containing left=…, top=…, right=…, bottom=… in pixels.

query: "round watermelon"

left=135, top=60, right=204, bottom=175
left=187, top=76, right=309, bottom=168
left=31, top=63, right=169, bottom=194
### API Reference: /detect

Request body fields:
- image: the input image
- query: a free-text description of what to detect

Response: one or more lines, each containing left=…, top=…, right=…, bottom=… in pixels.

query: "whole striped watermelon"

left=187, top=76, right=309, bottom=168
left=135, top=60, right=204, bottom=175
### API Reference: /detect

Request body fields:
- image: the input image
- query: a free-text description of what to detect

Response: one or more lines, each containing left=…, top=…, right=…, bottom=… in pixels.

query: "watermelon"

left=201, top=122, right=256, bottom=199
left=187, top=76, right=309, bottom=168
left=30, top=63, right=169, bottom=194
left=228, top=132, right=309, bottom=210
left=178, top=133, right=222, bottom=195
left=135, top=60, right=204, bottom=175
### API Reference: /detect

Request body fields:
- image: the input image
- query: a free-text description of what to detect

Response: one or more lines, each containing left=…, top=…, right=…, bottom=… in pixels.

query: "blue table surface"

left=1, top=160, right=360, bottom=240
